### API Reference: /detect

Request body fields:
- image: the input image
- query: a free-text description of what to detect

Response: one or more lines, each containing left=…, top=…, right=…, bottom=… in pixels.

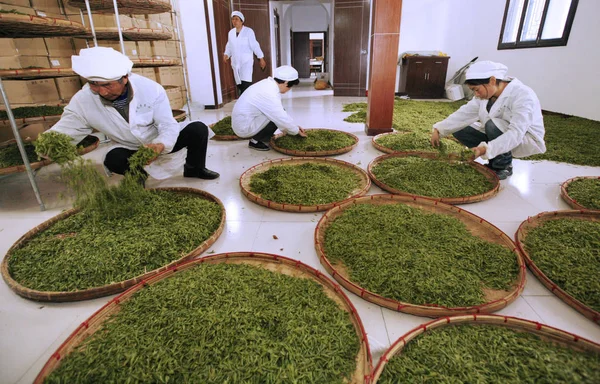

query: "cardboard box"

left=55, top=76, right=82, bottom=101
left=159, top=12, right=172, bottom=26
left=142, top=67, right=157, bottom=82
left=151, top=41, right=168, bottom=58
left=131, top=16, right=148, bottom=29
left=0, top=0, right=31, bottom=7
left=0, top=38, right=47, bottom=57
left=0, top=79, right=61, bottom=106
left=155, top=66, right=172, bottom=85
left=0, top=56, right=51, bottom=70
left=165, top=86, right=183, bottom=109
left=169, top=66, right=184, bottom=87
left=48, top=56, right=72, bottom=68
left=72, top=38, right=88, bottom=54
left=0, top=121, right=53, bottom=143
left=165, top=40, right=178, bottom=58
left=30, top=0, right=62, bottom=15
left=44, top=38, right=74, bottom=57
left=0, top=3, right=36, bottom=15
left=136, top=41, right=152, bottom=58
left=87, top=13, right=133, bottom=29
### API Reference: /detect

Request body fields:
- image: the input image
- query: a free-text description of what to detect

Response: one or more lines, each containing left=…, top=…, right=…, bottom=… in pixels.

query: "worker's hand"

left=259, top=58, right=266, bottom=71
left=145, top=143, right=165, bottom=164
left=430, top=129, right=441, bottom=147
left=297, top=127, right=307, bottom=138
left=223, top=54, right=229, bottom=63
left=471, top=145, right=486, bottom=159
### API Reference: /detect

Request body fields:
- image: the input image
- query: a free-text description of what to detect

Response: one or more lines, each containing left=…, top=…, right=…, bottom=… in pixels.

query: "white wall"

left=398, top=0, right=600, bottom=120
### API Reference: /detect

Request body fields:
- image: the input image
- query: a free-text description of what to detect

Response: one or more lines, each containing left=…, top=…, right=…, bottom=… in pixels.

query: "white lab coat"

left=231, top=77, right=299, bottom=138
left=224, top=26, right=264, bottom=85
left=49, top=73, right=201, bottom=179
left=433, top=78, right=546, bottom=159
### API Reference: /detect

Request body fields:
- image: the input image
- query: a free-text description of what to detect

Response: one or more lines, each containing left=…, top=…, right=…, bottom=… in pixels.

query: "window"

left=498, top=0, right=578, bottom=49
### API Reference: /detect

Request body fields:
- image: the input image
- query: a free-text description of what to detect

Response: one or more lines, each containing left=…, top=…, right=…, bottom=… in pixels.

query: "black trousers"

left=103, top=121, right=210, bottom=175
left=251, top=121, right=278, bottom=143
left=237, top=81, right=252, bottom=95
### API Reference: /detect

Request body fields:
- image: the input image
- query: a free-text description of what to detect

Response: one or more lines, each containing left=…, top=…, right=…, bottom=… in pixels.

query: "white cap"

left=465, top=61, right=508, bottom=81
left=72, top=47, right=133, bottom=82
left=231, top=11, right=244, bottom=22
left=273, top=65, right=298, bottom=81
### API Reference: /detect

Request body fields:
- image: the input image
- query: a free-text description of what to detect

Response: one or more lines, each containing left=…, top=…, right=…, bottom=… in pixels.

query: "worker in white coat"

left=43, top=47, right=219, bottom=181
left=232, top=65, right=307, bottom=151
left=224, top=10, right=266, bottom=95
left=431, top=61, right=546, bottom=180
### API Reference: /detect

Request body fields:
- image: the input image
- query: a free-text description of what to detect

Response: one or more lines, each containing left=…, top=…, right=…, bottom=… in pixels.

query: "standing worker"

left=431, top=60, right=546, bottom=180
left=224, top=10, right=267, bottom=95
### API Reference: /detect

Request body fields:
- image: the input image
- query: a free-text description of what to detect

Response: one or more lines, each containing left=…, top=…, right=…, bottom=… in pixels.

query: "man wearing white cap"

left=431, top=60, right=546, bottom=179
left=224, top=10, right=266, bottom=95
left=232, top=65, right=306, bottom=151
left=43, top=47, right=219, bottom=181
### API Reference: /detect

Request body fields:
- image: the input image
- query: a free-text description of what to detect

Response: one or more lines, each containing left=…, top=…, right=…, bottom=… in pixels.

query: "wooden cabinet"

left=398, top=56, right=450, bottom=99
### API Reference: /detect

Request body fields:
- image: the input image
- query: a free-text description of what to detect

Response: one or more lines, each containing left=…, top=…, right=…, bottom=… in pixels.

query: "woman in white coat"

left=224, top=11, right=266, bottom=95
left=431, top=61, right=546, bottom=180
left=43, top=47, right=219, bottom=181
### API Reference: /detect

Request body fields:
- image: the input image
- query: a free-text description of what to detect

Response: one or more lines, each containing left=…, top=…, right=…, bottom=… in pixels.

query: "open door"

left=212, top=0, right=236, bottom=104
left=292, top=32, right=310, bottom=78
left=233, top=1, right=272, bottom=83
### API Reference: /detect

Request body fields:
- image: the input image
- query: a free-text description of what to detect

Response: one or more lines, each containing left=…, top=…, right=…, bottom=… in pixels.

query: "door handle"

left=360, top=49, right=367, bottom=55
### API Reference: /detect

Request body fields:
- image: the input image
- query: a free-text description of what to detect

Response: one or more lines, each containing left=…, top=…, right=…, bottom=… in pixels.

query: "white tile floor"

left=1, top=81, right=599, bottom=383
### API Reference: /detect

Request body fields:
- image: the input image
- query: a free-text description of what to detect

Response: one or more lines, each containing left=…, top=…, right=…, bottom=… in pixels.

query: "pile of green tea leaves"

left=371, top=156, right=494, bottom=198
left=211, top=116, right=235, bottom=136
left=522, top=218, right=600, bottom=313
left=323, top=203, right=519, bottom=307
left=0, top=106, right=64, bottom=120
left=374, top=131, right=466, bottom=155
left=250, top=162, right=363, bottom=205
left=0, top=135, right=96, bottom=169
left=273, top=129, right=356, bottom=152
left=34, top=131, right=79, bottom=164
left=377, top=324, right=600, bottom=383
left=45, top=263, right=360, bottom=383
left=566, top=178, right=600, bottom=210
left=525, top=114, right=600, bottom=166
left=343, top=99, right=466, bottom=133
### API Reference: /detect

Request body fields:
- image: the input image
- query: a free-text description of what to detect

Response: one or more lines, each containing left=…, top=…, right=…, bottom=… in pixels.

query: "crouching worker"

left=431, top=61, right=546, bottom=180
left=232, top=65, right=307, bottom=151
left=43, top=47, right=219, bottom=180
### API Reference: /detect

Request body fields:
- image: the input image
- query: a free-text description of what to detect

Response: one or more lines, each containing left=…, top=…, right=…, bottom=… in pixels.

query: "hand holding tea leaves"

left=144, top=143, right=164, bottom=164
left=297, top=127, right=307, bottom=138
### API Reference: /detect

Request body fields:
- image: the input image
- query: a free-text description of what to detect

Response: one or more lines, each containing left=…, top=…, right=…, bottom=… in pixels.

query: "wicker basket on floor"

left=172, top=109, right=186, bottom=122
left=270, top=128, right=359, bottom=157
left=560, top=176, right=600, bottom=211
left=0, top=187, right=225, bottom=302
left=67, top=0, right=171, bottom=14
left=371, top=314, right=600, bottom=383
left=515, top=210, right=600, bottom=324
left=0, top=13, right=86, bottom=38
left=34, top=252, right=373, bottom=384
left=315, top=194, right=526, bottom=317
left=368, top=152, right=499, bottom=204
left=240, top=157, right=371, bottom=212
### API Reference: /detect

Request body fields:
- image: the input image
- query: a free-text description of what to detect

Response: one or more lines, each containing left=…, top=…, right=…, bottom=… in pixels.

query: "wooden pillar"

left=365, top=0, right=402, bottom=136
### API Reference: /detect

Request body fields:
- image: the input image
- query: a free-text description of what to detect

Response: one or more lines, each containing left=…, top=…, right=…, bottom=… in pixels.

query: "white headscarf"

left=72, top=47, right=133, bottom=82
left=466, top=61, right=508, bottom=81
left=231, top=11, right=245, bottom=22
left=274, top=65, right=298, bottom=81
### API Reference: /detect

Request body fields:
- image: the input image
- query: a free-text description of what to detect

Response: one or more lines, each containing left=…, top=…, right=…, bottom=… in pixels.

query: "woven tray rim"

left=371, top=314, right=600, bottom=383
left=514, top=210, right=600, bottom=324
left=0, top=187, right=226, bottom=302
left=560, top=176, right=600, bottom=211
left=0, top=135, right=98, bottom=176
left=171, top=109, right=186, bottom=122
left=34, top=252, right=373, bottom=384
left=211, top=134, right=243, bottom=141
left=0, top=68, right=76, bottom=79
left=66, top=0, right=171, bottom=14
left=367, top=152, right=499, bottom=205
left=314, top=194, right=526, bottom=317
left=0, top=13, right=86, bottom=37
left=0, top=114, right=61, bottom=129
left=269, top=128, right=359, bottom=157
left=87, top=27, right=172, bottom=41
left=240, top=157, right=371, bottom=212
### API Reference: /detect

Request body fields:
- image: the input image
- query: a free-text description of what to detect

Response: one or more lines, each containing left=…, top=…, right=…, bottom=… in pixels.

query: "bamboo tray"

left=67, top=0, right=171, bottom=14
left=240, top=157, right=371, bottom=212
left=132, top=58, right=181, bottom=67
left=560, top=176, right=600, bottom=211
left=368, top=152, right=499, bottom=204
left=211, top=133, right=242, bottom=141
left=315, top=194, right=526, bottom=317
left=86, top=27, right=172, bottom=40
left=371, top=314, right=600, bottom=383
left=0, top=112, right=62, bottom=129
left=0, top=135, right=98, bottom=176
left=34, top=252, right=373, bottom=384
left=0, top=13, right=86, bottom=38
left=0, top=187, right=225, bottom=302
left=171, top=109, right=186, bottom=122
left=371, top=131, right=462, bottom=155
left=270, top=128, right=359, bottom=157
left=515, top=210, right=600, bottom=324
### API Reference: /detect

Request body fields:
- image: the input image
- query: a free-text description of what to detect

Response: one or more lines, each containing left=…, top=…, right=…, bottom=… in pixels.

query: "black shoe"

left=184, top=165, right=220, bottom=179
left=249, top=140, right=270, bottom=151
left=485, top=164, right=513, bottom=180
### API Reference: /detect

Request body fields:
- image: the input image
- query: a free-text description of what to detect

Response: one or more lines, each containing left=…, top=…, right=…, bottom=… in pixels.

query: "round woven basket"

left=67, top=0, right=171, bottom=14
left=0, top=113, right=61, bottom=130
left=211, top=133, right=242, bottom=141
left=0, top=187, right=225, bottom=302
left=0, top=135, right=99, bottom=176
left=560, top=176, right=600, bottom=211
left=132, top=58, right=181, bottom=67
left=0, top=68, right=76, bottom=79
left=515, top=210, right=600, bottom=324
left=371, top=314, right=600, bottom=383
left=371, top=131, right=462, bottom=156
left=171, top=109, right=186, bottom=122
left=315, top=194, right=526, bottom=317
left=34, top=252, right=373, bottom=384
left=270, top=128, right=359, bottom=157
left=368, top=152, right=499, bottom=204
left=89, top=27, right=172, bottom=40
left=240, top=157, right=371, bottom=212
left=0, top=13, right=86, bottom=38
